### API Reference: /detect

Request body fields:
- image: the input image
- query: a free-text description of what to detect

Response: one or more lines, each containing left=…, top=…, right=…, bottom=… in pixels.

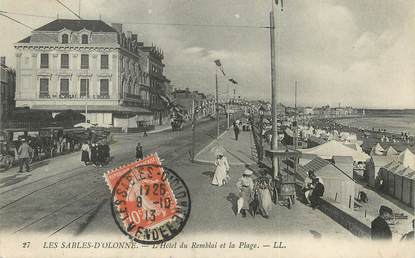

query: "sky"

left=0, top=0, right=414, bottom=108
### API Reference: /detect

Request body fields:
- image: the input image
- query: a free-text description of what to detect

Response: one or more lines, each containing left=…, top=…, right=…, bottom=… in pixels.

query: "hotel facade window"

left=100, top=79, right=109, bottom=97
left=61, top=34, right=69, bottom=44
left=80, top=54, right=89, bottom=69
left=101, top=54, right=109, bottom=69
left=81, top=34, right=88, bottom=44
left=39, top=78, right=49, bottom=98
left=40, top=53, right=49, bottom=68
left=60, top=78, right=69, bottom=97
left=61, top=54, right=69, bottom=69
left=80, top=79, right=89, bottom=97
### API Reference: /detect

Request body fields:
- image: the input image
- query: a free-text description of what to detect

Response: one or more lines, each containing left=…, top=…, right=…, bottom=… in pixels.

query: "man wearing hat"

left=17, top=138, right=33, bottom=173
left=236, top=169, right=254, bottom=217
left=371, top=205, right=393, bottom=240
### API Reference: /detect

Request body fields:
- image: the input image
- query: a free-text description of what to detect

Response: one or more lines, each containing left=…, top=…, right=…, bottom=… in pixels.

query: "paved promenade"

left=194, top=129, right=257, bottom=165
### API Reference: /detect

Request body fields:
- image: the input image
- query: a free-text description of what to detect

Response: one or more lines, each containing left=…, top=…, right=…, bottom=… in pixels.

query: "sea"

left=336, top=109, right=415, bottom=136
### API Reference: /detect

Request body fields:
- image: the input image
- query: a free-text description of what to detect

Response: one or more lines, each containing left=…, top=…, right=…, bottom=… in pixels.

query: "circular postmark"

left=110, top=163, right=191, bottom=244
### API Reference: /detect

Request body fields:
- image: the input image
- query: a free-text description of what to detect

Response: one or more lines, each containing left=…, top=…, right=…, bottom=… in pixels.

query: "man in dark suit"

left=371, top=205, right=393, bottom=240
left=136, top=142, right=143, bottom=160
left=310, top=178, right=324, bottom=209
left=233, top=121, right=240, bottom=141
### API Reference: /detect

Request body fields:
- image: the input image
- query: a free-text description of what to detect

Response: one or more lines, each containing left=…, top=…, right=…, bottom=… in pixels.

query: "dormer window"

left=62, top=34, right=69, bottom=44
left=81, top=34, right=88, bottom=44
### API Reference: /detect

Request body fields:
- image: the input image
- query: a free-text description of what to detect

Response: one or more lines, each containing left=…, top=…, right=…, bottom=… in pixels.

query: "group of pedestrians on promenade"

left=80, top=140, right=110, bottom=167
left=211, top=152, right=273, bottom=219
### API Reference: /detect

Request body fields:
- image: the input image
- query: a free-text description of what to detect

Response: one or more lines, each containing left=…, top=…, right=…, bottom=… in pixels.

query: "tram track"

left=13, top=188, right=99, bottom=233
left=0, top=119, right=227, bottom=236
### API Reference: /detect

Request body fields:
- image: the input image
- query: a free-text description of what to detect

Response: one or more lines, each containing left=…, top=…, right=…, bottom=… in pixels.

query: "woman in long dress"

left=236, top=170, right=254, bottom=217
left=80, top=142, right=90, bottom=166
left=254, top=176, right=273, bottom=218
left=211, top=153, right=230, bottom=186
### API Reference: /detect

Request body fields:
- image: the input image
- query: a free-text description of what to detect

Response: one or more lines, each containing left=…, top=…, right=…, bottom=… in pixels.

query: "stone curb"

left=193, top=129, right=228, bottom=160
left=193, top=129, right=256, bottom=166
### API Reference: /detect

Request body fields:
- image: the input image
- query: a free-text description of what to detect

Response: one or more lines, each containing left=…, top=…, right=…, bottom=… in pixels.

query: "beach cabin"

left=387, top=165, right=396, bottom=196
left=401, top=171, right=414, bottom=207
left=367, top=155, right=397, bottom=188
left=394, top=168, right=406, bottom=201
left=380, top=149, right=415, bottom=207
left=299, top=156, right=355, bottom=210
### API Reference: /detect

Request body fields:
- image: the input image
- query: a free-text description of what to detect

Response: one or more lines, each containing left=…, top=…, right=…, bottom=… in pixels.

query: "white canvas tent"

left=301, top=140, right=370, bottom=162
left=397, top=149, right=415, bottom=169
left=386, top=146, right=399, bottom=156
left=367, top=155, right=396, bottom=187
left=371, top=143, right=385, bottom=156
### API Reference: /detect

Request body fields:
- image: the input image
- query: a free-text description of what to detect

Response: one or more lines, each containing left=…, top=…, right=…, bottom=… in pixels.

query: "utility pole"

left=270, top=2, right=279, bottom=178
left=294, top=80, right=298, bottom=150
left=215, top=67, right=220, bottom=139
left=191, top=98, right=196, bottom=162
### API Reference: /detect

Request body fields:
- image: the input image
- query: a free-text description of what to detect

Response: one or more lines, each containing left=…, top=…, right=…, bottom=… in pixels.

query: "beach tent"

left=386, top=146, right=399, bottom=156
left=397, top=149, right=415, bottom=169
left=371, top=143, right=385, bottom=156
left=299, top=156, right=355, bottom=209
left=367, top=155, right=396, bottom=187
left=339, top=132, right=357, bottom=143
left=344, top=142, right=363, bottom=152
left=302, top=140, right=370, bottom=162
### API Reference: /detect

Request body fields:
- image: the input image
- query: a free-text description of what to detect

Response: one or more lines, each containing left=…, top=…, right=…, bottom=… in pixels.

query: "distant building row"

left=0, top=57, right=15, bottom=129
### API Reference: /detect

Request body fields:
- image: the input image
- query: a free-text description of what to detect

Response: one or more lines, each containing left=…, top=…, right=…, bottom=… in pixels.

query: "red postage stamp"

left=104, top=153, right=190, bottom=244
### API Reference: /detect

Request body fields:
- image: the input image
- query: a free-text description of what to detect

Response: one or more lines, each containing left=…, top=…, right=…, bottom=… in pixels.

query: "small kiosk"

left=265, top=148, right=301, bottom=209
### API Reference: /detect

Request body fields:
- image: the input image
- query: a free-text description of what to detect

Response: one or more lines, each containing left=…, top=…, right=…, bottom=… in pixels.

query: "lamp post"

left=191, top=98, right=196, bottom=162
left=270, top=1, right=279, bottom=178
left=215, top=66, right=219, bottom=139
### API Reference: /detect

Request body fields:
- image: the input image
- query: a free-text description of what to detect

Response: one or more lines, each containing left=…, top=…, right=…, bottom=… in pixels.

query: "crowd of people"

left=80, top=140, right=111, bottom=167
left=0, top=133, right=84, bottom=170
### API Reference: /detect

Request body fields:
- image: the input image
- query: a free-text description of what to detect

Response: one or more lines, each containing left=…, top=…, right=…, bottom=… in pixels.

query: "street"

left=0, top=118, right=352, bottom=239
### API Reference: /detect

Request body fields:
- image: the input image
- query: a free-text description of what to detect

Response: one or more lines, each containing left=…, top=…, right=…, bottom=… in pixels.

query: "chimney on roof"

left=111, top=23, right=123, bottom=34
left=0, top=57, right=5, bottom=66
left=131, top=34, right=137, bottom=41
left=126, top=31, right=132, bottom=39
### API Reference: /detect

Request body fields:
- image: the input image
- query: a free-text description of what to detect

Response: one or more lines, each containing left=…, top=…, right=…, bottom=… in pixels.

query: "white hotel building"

left=14, top=19, right=158, bottom=128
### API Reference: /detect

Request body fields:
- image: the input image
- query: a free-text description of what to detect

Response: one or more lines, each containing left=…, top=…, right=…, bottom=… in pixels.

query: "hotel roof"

left=34, top=19, right=117, bottom=32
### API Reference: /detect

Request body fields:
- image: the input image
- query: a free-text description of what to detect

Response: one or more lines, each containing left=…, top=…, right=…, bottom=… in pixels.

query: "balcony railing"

left=123, top=92, right=150, bottom=107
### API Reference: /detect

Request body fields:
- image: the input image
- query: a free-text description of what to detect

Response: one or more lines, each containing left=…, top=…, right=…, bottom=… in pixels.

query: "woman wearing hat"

left=236, top=170, right=254, bottom=217
left=212, top=153, right=230, bottom=186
